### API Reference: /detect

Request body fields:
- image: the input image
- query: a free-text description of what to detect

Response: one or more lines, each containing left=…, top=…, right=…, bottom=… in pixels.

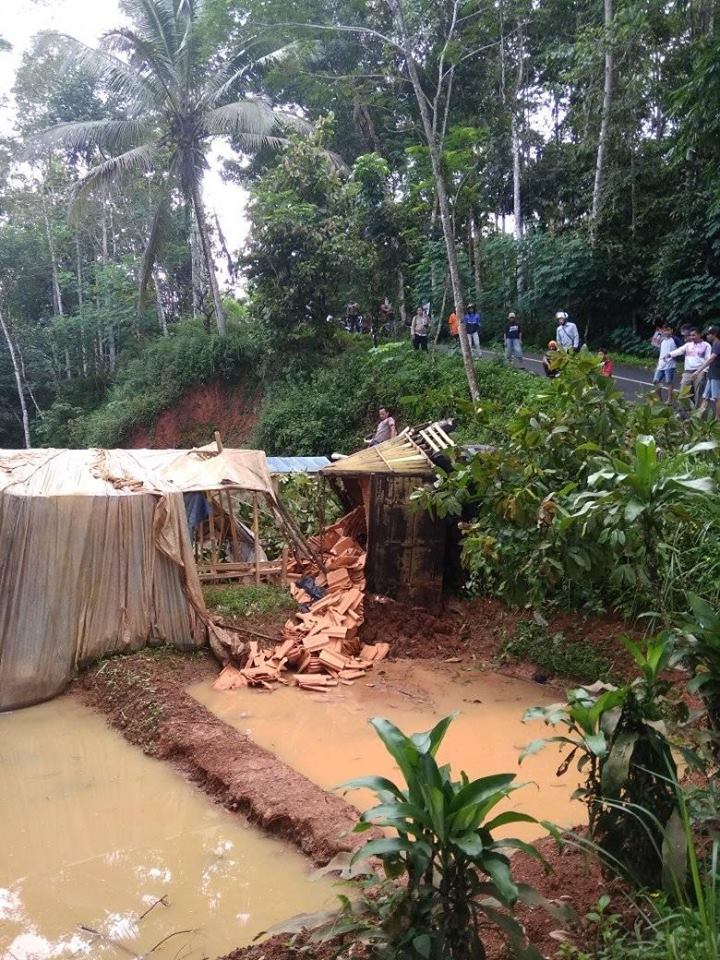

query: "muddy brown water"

left=0, top=698, right=334, bottom=960
left=191, top=661, right=585, bottom=840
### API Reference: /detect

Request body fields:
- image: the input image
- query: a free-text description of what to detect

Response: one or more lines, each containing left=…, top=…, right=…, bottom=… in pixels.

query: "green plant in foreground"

left=523, top=636, right=683, bottom=892
left=561, top=792, right=719, bottom=960
left=338, top=715, right=546, bottom=960
left=679, top=593, right=720, bottom=748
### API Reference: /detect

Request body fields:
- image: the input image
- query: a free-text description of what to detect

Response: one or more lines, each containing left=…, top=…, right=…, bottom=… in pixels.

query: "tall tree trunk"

left=192, top=179, right=226, bottom=336
left=0, top=308, right=31, bottom=448
left=397, top=267, right=407, bottom=327
left=42, top=197, right=64, bottom=317
left=385, top=0, right=479, bottom=401
left=469, top=214, right=483, bottom=305
left=214, top=211, right=235, bottom=280
left=590, top=0, right=614, bottom=247
left=100, top=206, right=116, bottom=372
left=17, top=344, right=42, bottom=418
left=75, top=234, right=88, bottom=377
left=154, top=270, right=168, bottom=336
left=511, top=113, right=523, bottom=244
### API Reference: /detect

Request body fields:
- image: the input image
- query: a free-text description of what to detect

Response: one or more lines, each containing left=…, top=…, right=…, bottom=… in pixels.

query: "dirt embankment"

left=77, top=651, right=368, bottom=867
left=361, top=594, right=637, bottom=684
left=129, top=379, right=262, bottom=448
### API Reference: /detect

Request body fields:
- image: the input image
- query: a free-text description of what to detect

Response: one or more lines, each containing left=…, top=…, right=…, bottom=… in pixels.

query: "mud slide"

left=79, top=652, right=368, bottom=866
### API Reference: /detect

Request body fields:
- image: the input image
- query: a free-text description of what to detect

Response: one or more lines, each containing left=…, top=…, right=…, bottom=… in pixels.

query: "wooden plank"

left=253, top=494, right=261, bottom=586
left=225, top=490, right=241, bottom=562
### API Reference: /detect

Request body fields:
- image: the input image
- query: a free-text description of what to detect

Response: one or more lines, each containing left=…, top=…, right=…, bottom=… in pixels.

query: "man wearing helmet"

left=555, top=311, right=580, bottom=350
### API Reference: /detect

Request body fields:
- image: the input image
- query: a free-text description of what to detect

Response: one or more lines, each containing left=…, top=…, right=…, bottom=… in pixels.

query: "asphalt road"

left=520, top=351, right=655, bottom=402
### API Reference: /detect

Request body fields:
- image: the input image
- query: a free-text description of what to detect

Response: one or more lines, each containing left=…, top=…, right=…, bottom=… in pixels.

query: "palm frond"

left=32, top=118, right=151, bottom=155
left=203, top=98, right=282, bottom=140
left=42, top=32, right=154, bottom=108
left=274, top=110, right=314, bottom=136
left=123, top=0, right=179, bottom=61
left=104, top=28, right=179, bottom=108
left=201, top=42, right=306, bottom=110
left=70, top=143, right=159, bottom=216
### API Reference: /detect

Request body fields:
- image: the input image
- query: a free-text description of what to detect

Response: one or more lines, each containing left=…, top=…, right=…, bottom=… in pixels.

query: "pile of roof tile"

left=213, top=507, right=389, bottom=693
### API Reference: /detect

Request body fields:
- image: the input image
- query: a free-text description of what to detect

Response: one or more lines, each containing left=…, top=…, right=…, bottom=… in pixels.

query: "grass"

left=202, top=584, right=294, bottom=620
left=499, top=620, right=615, bottom=683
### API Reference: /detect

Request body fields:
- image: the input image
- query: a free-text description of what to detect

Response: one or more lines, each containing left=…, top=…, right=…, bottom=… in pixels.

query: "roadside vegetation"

left=419, top=351, right=720, bottom=622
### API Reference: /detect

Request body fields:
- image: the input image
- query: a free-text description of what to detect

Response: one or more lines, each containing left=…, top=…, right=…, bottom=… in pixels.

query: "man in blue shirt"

left=464, top=303, right=482, bottom=357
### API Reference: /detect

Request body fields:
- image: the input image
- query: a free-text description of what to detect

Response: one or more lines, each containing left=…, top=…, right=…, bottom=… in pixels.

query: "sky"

left=0, top=0, right=250, bottom=274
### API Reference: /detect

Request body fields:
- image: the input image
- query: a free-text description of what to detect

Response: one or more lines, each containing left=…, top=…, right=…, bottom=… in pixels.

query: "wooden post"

left=280, top=544, right=289, bottom=587
left=214, top=430, right=223, bottom=452
left=253, top=494, right=261, bottom=585
left=225, top=490, right=240, bottom=562
left=208, top=503, right=219, bottom=568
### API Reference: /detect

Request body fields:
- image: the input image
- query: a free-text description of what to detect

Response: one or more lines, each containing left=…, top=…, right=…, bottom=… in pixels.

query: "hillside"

left=129, top=379, right=263, bottom=449
left=38, top=323, right=544, bottom=455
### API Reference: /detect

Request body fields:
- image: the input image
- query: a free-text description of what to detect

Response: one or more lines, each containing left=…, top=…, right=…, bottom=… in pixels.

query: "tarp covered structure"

left=0, top=447, right=281, bottom=711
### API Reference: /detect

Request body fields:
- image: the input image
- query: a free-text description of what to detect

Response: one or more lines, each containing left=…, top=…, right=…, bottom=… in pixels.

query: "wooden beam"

left=253, top=494, right=261, bottom=586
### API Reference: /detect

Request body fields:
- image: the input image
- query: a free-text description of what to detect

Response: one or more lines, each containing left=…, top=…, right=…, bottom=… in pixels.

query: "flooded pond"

left=0, top=698, right=334, bottom=960
left=191, top=661, right=584, bottom=839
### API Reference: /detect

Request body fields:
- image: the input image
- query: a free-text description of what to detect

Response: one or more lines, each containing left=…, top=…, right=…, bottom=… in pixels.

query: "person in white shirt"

left=555, top=312, right=579, bottom=350
left=652, top=324, right=677, bottom=402
left=670, top=327, right=712, bottom=407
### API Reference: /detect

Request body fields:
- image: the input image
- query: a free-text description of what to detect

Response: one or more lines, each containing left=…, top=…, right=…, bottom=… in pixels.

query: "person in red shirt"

left=598, top=348, right=614, bottom=377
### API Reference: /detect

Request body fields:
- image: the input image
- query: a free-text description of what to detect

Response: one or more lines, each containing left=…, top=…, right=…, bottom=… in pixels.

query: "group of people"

left=651, top=323, right=720, bottom=416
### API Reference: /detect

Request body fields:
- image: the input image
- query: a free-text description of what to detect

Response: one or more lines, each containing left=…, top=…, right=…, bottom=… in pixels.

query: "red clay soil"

left=219, top=833, right=613, bottom=960
left=77, top=650, right=370, bottom=867
left=129, top=379, right=262, bottom=448
left=361, top=595, right=637, bottom=684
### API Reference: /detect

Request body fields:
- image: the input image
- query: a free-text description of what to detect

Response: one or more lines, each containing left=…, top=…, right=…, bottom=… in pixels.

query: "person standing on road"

left=464, top=303, right=482, bottom=357
left=694, top=326, right=720, bottom=419
left=411, top=306, right=430, bottom=350
left=367, top=406, right=397, bottom=445
left=504, top=312, right=523, bottom=365
left=652, top=324, right=677, bottom=403
left=670, top=327, right=712, bottom=407
left=598, top=348, right=614, bottom=376
left=555, top=312, right=579, bottom=351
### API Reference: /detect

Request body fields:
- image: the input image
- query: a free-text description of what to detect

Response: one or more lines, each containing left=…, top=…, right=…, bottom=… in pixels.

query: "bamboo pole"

left=280, top=544, right=289, bottom=587
left=225, top=490, right=241, bottom=562
left=253, top=494, right=261, bottom=585
left=208, top=503, right=219, bottom=567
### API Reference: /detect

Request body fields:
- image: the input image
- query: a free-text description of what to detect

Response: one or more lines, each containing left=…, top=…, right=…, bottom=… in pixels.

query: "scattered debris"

left=213, top=509, right=389, bottom=693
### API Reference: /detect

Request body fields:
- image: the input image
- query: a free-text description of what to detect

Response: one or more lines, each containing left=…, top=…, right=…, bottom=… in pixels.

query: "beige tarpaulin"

left=0, top=447, right=280, bottom=711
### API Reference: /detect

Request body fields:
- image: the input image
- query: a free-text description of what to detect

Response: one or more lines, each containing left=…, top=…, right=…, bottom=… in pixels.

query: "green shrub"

left=523, top=636, right=683, bottom=892
left=256, top=340, right=542, bottom=456
left=500, top=621, right=614, bottom=683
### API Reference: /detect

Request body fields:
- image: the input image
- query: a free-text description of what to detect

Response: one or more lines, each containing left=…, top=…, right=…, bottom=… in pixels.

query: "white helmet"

left=555, top=311, right=568, bottom=320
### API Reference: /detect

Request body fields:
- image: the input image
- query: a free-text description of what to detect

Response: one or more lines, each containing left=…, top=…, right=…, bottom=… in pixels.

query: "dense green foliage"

left=421, top=351, right=720, bottom=619
left=256, top=341, right=542, bottom=456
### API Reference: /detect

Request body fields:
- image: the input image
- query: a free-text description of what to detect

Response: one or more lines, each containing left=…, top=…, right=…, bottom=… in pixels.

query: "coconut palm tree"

left=37, top=0, right=305, bottom=335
